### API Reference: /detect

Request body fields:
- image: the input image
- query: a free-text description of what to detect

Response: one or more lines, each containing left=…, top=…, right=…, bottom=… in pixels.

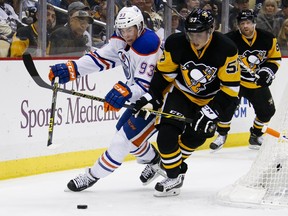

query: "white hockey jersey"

left=74, top=28, right=163, bottom=102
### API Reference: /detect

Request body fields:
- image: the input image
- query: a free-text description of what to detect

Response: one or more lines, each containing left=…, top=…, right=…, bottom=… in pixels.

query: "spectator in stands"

left=176, top=3, right=189, bottom=31
left=256, top=0, right=282, bottom=36
left=278, top=18, right=288, bottom=55
left=58, top=1, right=93, bottom=51
left=48, top=9, right=93, bottom=56
left=186, top=0, right=200, bottom=11
left=12, top=0, right=36, bottom=14
left=201, top=0, right=221, bottom=30
left=92, top=0, right=119, bottom=47
left=276, top=0, right=288, bottom=26
left=229, top=0, right=250, bottom=31
left=171, top=10, right=181, bottom=33
left=142, top=0, right=164, bottom=33
left=179, top=0, right=201, bottom=32
left=0, top=0, right=24, bottom=56
left=0, top=17, right=12, bottom=56
left=10, top=4, right=57, bottom=57
left=178, top=3, right=189, bottom=17
left=156, top=11, right=181, bottom=40
left=56, top=0, right=90, bottom=26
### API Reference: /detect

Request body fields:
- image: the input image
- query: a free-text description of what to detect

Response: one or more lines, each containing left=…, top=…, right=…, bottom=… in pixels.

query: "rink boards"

left=1, top=57, right=287, bottom=180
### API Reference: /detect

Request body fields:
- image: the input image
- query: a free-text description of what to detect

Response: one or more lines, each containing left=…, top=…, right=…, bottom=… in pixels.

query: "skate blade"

left=210, top=145, right=224, bottom=153
left=142, top=173, right=160, bottom=186
left=153, top=188, right=180, bottom=197
left=248, top=145, right=261, bottom=150
left=64, top=187, right=73, bottom=192
left=157, top=170, right=167, bottom=178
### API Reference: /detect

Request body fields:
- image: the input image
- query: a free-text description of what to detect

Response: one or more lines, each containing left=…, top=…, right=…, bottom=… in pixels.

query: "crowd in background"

left=0, top=0, right=288, bottom=57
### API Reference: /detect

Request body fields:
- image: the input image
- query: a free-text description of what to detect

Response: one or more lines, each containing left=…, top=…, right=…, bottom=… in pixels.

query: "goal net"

left=216, top=88, right=288, bottom=208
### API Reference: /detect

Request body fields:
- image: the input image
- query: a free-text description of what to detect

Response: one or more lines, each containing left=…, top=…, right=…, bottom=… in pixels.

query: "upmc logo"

left=20, top=75, right=120, bottom=137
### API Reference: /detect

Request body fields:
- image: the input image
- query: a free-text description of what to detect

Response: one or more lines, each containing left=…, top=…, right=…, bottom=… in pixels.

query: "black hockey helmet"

left=184, top=8, right=214, bottom=33
left=237, top=9, right=256, bottom=23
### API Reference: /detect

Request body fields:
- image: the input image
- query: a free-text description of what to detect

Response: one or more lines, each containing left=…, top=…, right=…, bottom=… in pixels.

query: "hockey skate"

left=154, top=162, right=187, bottom=197
left=249, top=132, right=263, bottom=150
left=154, top=174, right=185, bottom=197
left=140, top=154, right=167, bottom=186
left=67, top=168, right=98, bottom=192
left=210, top=134, right=227, bottom=152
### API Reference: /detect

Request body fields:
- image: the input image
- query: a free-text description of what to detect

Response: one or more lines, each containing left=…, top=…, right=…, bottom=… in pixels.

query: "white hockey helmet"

left=115, top=5, right=144, bottom=37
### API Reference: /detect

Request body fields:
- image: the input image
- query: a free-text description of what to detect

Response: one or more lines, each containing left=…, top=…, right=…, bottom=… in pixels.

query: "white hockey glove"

left=255, top=67, right=275, bottom=87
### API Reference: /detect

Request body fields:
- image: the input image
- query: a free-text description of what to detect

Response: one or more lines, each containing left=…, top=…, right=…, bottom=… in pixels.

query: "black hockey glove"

left=132, top=93, right=163, bottom=119
left=255, top=67, right=275, bottom=87
left=191, top=105, right=218, bottom=138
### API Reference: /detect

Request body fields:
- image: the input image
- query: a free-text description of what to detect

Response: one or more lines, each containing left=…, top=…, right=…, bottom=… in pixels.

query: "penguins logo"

left=181, top=61, right=217, bottom=93
left=239, top=50, right=266, bottom=72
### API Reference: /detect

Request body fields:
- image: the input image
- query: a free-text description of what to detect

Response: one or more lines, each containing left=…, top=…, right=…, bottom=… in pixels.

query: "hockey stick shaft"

left=47, top=77, right=59, bottom=146
left=22, top=53, right=194, bottom=124
left=237, top=57, right=260, bottom=79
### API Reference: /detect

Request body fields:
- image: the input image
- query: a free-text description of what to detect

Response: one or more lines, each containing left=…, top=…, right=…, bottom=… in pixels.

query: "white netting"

left=217, top=85, right=288, bottom=207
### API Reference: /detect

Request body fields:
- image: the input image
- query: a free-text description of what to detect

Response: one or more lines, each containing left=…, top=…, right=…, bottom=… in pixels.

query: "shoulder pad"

left=131, top=29, right=161, bottom=55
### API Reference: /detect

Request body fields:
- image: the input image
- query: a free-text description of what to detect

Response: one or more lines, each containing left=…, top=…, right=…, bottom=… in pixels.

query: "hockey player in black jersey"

left=210, top=9, right=282, bottom=151
left=132, top=8, right=240, bottom=197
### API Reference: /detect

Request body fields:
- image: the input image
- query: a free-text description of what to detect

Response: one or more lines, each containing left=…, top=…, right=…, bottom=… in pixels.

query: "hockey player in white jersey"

left=48, top=6, right=165, bottom=191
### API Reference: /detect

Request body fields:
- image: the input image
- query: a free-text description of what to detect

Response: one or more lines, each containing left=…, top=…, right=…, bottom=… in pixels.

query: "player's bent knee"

left=108, top=129, right=130, bottom=161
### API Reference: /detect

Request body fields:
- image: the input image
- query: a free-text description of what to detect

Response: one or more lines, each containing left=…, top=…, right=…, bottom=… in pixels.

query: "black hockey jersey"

left=153, top=31, right=240, bottom=108
left=225, top=28, right=282, bottom=89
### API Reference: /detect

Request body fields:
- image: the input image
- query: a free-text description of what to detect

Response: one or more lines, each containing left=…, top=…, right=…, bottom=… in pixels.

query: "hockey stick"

left=22, top=53, right=194, bottom=124
left=262, top=126, right=288, bottom=140
left=237, top=57, right=260, bottom=79
left=47, top=77, right=59, bottom=148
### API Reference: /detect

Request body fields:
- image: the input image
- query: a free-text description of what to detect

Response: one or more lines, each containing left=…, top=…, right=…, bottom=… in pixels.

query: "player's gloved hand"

left=191, top=105, right=218, bottom=138
left=49, top=61, right=79, bottom=84
left=131, top=92, right=162, bottom=119
left=104, top=81, right=132, bottom=112
left=255, top=67, right=275, bottom=87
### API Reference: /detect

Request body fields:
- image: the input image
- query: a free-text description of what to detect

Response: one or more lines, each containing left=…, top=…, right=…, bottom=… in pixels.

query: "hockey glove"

left=255, top=67, right=275, bottom=87
left=131, top=92, right=163, bottom=119
left=191, top=105, right=218, bottom=138
left=104, top=81, right=132, bottom=112
left=49, top=61, right=79, bottom=84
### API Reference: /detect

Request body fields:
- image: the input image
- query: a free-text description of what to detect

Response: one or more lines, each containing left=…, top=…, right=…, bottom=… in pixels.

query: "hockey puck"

left=77, top=205, right=88, bottom=209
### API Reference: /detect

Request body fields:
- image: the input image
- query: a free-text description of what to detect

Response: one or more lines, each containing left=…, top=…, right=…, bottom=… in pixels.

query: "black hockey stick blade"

left=23, top=53, right=54, bottom=90
left=22, top=53, right=194, bottom=124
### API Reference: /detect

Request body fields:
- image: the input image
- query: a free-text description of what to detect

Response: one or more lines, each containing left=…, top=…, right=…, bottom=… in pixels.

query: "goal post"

left=216, top=85, right=288, bottom=208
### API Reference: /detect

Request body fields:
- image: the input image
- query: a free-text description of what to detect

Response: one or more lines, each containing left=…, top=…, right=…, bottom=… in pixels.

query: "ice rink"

left=1, top=147, right=288, bottom=216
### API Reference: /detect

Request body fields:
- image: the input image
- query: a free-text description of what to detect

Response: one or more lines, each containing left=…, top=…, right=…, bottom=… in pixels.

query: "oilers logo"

left=181, top=61, right=217, bottom=93
left=118, top=50, right=131, bottom=79
left=239, top=50, right=266, bottom=73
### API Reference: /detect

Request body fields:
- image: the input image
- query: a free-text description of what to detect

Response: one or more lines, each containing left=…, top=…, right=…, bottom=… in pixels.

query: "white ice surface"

left=1, top=147, right=288, bottom=216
